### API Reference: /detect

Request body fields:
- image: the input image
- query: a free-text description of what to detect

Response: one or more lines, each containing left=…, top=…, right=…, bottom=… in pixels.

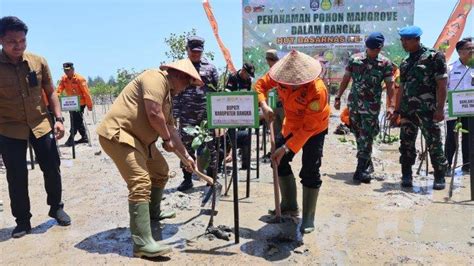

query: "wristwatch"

left=335, top=96, right=341, bottom=101
left=55, top=117, right=65, bottom=123
left=282, top=144, right=290, bottom=153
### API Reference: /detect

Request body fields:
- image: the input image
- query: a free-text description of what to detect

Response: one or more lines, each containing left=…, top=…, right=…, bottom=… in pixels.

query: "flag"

left=434, top=0, right=472, bottom=61
left=202, top=0, right=237, bottom=73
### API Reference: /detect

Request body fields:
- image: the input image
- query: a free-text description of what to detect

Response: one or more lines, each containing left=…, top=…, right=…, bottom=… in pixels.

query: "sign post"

left=448, top=89, right=474, bottom=200
left=60, top=96, right=81, bottom=159
left=207, top=91, right=259, bottom=243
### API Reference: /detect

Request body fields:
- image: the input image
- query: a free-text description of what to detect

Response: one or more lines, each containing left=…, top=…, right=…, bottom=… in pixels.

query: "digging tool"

left=269, top=121, right=282, bottom=222
left=173, top=149, right=214, bottom=185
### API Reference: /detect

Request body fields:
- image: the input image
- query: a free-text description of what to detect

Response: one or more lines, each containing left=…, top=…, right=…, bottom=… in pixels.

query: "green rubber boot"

left=300, top=186, right=319, bottom=234
left=129, top=202, right=172, bottom=258
left=269, top=174, right=299, bottom=216
left=150, top=187, right=176, bottom=221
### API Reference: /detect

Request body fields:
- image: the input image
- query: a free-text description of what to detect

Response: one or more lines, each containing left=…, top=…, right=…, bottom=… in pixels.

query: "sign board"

left=448, top=89, right=474, bottom=118
left=60, top=96, right=81, bottom=112
left=243, top=0, right=415, bottom=80
left=206, top=91, right=259, bottom=128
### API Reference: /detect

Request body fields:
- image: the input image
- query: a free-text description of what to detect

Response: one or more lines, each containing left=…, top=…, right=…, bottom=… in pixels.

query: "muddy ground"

left=0, top=105, right=473, bottom=265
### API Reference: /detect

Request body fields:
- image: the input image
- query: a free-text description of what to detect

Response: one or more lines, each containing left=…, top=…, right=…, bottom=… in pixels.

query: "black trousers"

left=445, top=118, right=470, bottom=167
left=70, top=105, right=86, bottom=138
left=0, top=131, right=63, bottom=226
left=276, top=129, right=327, bottom=189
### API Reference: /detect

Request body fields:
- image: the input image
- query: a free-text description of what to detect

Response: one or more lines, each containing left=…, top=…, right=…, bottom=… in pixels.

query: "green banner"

left=243, top=0, right=415, bottom=81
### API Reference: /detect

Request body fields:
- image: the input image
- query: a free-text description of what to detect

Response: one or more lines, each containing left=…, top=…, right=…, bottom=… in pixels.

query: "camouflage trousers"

left=399, top=111, right=447, bottom=172
left=349, top=110, right=380, bottom=159
left=180, top=128, right=217, bottom=179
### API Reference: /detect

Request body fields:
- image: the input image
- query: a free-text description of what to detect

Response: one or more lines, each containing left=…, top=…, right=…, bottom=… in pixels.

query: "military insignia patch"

left=309, top=100, right=320, bottom=111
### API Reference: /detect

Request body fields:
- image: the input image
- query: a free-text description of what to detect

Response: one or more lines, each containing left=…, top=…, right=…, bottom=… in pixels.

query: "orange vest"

left=56, top=73, right=93, bottom=108
left=255, top=73, right=330, bottom=153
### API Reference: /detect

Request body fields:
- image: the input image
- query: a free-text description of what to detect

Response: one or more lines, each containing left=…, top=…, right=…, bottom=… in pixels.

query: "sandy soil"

left=0, top=105, right=473, bottom=265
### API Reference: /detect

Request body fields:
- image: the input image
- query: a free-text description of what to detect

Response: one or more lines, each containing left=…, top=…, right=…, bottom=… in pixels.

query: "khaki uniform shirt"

left=0, top=50, right=53, bottom=140
left=96, top=69, right=174, bottom=153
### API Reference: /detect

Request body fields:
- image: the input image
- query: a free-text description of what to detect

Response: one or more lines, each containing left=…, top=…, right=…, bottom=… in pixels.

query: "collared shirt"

left=57, top=73, right=93, bottom=108
left=0, top=50, right=53, bottom=140
left=345, top=52, right=393, bottom=114
left=96, top=69, right=174, bottom=151
left=448, top=59, right=473, bottom=91
left=254, top=73, right=330, bottom=153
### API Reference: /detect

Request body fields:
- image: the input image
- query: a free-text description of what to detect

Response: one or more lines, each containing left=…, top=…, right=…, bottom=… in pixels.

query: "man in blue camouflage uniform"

left=225, top=63, right=255, bottom=170
left=173, top=36, right=219, bottom=191
left=334, top=32, right=395, bottom=183
left=389, top=26, right=448, bottom=190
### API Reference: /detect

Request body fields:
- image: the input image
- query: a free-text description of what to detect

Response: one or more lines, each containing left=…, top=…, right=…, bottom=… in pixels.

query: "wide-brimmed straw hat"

left=160, top=59, right=204, bottom=86
left=269, top=50, right=322, bottom=86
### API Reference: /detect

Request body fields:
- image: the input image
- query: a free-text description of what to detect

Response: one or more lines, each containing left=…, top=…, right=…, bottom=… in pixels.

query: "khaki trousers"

left=99, top=135, right=169, bottom=202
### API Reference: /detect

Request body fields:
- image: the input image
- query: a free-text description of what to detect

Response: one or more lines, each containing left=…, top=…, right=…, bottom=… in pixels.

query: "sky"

left=0, top=0, right=473, bottom=81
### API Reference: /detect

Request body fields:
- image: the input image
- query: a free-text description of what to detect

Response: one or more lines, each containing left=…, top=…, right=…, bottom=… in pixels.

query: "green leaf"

left=191, top=137, right=203, bottom=151
left=198, top=147, right=210, bottom=170
left=460, top=129, right=469, bottom=134
left=183, top=126, right=199, bottom=136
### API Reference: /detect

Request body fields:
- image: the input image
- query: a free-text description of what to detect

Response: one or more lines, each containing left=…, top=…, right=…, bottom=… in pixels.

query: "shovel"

left=269, top=121, right=282, bottom=222
left=173, top=149, right=222, bottom=206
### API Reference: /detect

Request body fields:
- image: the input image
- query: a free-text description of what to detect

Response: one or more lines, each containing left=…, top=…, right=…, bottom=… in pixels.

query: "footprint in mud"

left=239, top=215, right=304, bottom=262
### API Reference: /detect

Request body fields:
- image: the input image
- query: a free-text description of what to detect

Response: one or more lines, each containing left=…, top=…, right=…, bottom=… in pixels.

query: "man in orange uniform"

left=57, top=62, right=93, bottom=146
left=255, top=50, right=330, bottom=234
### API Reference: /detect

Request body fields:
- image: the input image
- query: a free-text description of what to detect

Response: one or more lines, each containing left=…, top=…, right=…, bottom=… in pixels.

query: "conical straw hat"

left=269, top=50, right=322, bottom=86
left=160, top=59, right=204, bottom=86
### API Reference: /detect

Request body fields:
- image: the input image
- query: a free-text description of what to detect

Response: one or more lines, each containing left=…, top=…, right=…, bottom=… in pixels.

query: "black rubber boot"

left=367, top=158, right=374, bottom=174
left=433, top=170, right=446, bottom=190
left=354, top=158, right=371, bottom=183
left=401, top=164, right=413, bottom=188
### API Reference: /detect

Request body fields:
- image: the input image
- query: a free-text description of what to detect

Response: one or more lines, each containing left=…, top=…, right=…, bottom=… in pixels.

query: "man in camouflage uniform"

left=389, top=26, right=448, bottom=190
left=334, top=32, right=394, bottom=183
left=173, top=36, right=219, bottom=192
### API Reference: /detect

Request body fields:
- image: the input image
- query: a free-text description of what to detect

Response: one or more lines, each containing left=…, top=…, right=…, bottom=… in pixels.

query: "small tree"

left=115, top=68, right=140, bottom=96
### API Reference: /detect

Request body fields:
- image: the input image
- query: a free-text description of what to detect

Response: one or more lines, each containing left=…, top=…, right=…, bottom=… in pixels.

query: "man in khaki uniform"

left=97, top=58, right=202, bottom=258
left=0, top=16, right=71, bottom=239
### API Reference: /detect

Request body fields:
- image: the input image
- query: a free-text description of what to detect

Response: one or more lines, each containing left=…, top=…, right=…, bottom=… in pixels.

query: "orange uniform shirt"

left=56, top=73, right=93, bottom=108
left=255, top=73, right=330, bottom=153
